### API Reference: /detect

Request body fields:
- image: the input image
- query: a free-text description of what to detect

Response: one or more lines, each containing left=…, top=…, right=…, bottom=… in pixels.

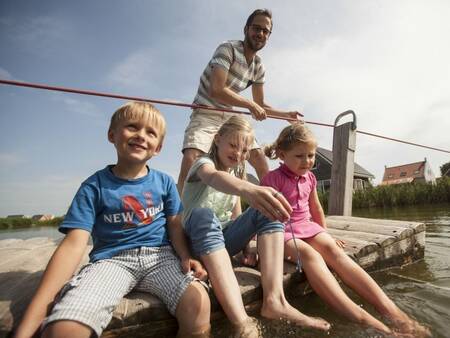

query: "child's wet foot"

left=261, top=302, right=330, bottom=331
left=391, top=319, right=431, bottom=338
left=232, top=317, right=261, bottom=338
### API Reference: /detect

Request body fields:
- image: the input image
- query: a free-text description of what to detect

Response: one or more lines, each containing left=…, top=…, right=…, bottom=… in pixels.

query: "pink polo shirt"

left=261, top=164, right=325, bottom=241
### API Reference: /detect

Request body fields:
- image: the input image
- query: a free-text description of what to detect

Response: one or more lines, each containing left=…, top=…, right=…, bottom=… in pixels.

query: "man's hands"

left=181, top=258, right=208, bottom=281
left=249, top=101, right=267, bottom=121
left=241, top=185, right=292, bottom=222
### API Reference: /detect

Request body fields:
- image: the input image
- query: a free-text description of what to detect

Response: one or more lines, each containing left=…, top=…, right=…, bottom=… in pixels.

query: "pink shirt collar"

left=279, top=163, right=306, bottom=180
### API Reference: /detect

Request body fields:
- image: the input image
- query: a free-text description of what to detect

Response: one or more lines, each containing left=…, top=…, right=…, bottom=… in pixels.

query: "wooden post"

left=328, top=111, right=357, bottom=216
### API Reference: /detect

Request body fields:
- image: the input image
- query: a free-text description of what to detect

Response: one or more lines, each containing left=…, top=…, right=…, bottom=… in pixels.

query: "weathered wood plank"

left=327, top=219, right=414, bottom=240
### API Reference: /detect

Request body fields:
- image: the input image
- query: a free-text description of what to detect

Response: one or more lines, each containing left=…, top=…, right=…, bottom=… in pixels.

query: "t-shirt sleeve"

left=59, top=182, right=98, bottom=234
left=186, top=156, right=215, bottom=183
left=210, top=42, right=233, bottom=71
left=163, top=175, right=183, bottom=216
left=254, top=59, right=265, bottom=84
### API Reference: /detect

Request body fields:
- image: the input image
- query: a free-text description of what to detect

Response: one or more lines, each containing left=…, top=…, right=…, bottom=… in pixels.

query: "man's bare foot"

left=261, top=300, right=330, bottom=331
left=232, top=317, right=261, bottom=338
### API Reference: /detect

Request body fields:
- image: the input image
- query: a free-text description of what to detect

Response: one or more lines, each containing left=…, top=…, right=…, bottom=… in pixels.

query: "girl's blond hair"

left=208, top=115, right=255, bottom=179
left=109, top=101, right=166, bottom=145
left=264, top=122, right=317, bottom=160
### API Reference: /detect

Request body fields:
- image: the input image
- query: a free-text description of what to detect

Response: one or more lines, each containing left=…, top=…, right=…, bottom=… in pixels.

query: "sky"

left=0, top=0, right=449, bottom=217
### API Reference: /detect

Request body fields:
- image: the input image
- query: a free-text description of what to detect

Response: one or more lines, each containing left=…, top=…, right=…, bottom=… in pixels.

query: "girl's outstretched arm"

left=14, top=229, right=90, bottom=338
left=197, top=163, right=292, bottom=222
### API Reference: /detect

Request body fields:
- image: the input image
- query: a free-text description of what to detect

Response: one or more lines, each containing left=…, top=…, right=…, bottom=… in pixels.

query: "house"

left=6, top=215, right=30, bottom=219
left=380, top=158, right=436, bottom=186
left=32, top=214, right=55, bottom=222
left=312, top=147, right=375, bottom=193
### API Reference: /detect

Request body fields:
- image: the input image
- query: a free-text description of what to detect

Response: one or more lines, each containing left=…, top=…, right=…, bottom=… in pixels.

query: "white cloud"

left=260, top=1, right=450, bottom=183
left=51, top=94, right=104, bottom=119
left=1, top=16, right=70, bottom=57
left=106, top=49, right=156, bottom=90
left=0, top=174, right=83, bottom=217
left=0, top=67, right=13, bottom=80
left=0, top=152, right=25, bottom=166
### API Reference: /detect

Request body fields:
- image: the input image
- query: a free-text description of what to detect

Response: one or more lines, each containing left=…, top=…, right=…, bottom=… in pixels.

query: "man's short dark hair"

left=245, top=9, right=273, bottom=30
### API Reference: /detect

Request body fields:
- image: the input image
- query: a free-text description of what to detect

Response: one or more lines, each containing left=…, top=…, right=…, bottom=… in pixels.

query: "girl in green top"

left=181, top=116, right=330, bottom=336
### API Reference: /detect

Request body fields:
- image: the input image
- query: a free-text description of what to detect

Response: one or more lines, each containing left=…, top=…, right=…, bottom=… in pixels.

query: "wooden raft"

left=0, top=216, right=425, bottom=337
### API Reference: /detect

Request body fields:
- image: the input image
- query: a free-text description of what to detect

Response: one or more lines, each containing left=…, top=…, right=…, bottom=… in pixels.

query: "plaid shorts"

left=182, top=108, right=260, bottom=153
left=42, top=246, right=195, bottom=337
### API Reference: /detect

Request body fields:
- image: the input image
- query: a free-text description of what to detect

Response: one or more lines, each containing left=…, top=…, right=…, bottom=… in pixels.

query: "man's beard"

left=244, top=34, right=265, bottom=52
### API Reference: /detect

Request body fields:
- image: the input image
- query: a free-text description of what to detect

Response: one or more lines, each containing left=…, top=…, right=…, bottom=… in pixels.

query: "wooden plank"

left=327, top=216, right=425, bottom=233
left=327, top=228, right=396, bottom=247
left=326, top=218, right=414, bottom=240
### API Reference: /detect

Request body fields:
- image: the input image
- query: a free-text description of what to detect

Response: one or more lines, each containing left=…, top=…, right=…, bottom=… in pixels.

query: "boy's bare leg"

left=177, top=148, right=204, bottom=194
left=258, top=232, right=330, bottom=331
left=248, top=148, right=269, bottom=181
left=175, top=281, right=211, bottom=337
left=42, top=320, right=92, bottom=338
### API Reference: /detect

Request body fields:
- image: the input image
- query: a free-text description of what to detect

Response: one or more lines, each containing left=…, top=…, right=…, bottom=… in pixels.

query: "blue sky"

left=1, top=0, right=449, bottom=217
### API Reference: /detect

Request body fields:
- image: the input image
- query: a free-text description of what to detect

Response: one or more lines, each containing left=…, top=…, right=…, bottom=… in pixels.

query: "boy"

left=15, top=102, right=211, bottom=338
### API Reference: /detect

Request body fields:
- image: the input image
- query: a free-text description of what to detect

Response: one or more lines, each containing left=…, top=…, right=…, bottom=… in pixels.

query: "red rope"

left=0, top=79, right=295, bottom=121
left=1, top=78, right=449, bottom=154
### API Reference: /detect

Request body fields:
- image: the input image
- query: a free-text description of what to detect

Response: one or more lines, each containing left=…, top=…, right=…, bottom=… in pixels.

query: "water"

left=1, top=204, right=449, bottom=337
left=213, top=204, right=450, bottom=337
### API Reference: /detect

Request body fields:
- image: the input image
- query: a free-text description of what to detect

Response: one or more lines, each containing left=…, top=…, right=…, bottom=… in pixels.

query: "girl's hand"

left=181, top=258, right=208, bottom=281
left=242, top=186, right=292, bottom=222
left=240, top=243, right=258, bottom=267
left=335, top=238, right=346, bottom=249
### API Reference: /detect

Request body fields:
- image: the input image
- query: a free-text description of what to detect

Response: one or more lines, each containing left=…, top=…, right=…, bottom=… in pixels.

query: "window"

left=400, top=172, right=407, bottom=177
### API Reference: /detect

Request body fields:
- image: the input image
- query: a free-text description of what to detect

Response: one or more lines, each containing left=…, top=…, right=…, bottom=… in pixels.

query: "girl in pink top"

left=262, top=123, right=430, bottom=337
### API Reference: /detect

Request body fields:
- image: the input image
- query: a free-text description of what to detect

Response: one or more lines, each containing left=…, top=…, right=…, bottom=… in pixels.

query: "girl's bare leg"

left=307, top=232, right=430, bottom=337
left=285, top=238, right=390, bottom=333
left=258, top=232, right=330, bottom=331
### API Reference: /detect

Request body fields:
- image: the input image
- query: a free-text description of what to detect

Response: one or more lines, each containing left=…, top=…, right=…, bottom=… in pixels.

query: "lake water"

left=1, top=204, right=449, bottom=337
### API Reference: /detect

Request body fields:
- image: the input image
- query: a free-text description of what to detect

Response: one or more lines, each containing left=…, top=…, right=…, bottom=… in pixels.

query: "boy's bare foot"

left=232, top=317, right=261, bottom=338
left=261, top=300, right=330, bottom=331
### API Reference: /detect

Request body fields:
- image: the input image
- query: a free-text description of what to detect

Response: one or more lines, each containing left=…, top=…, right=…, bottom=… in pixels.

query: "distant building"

left=312, top=147, right=375, bottom=193
left=6, top=215, right=30, bottom=219
left=31, top=214, right=55, bottom=222
left=380, top=158, right=436, bottom=186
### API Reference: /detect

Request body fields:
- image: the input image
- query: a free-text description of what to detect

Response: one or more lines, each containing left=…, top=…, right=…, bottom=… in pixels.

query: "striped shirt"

left=193, top=40, right=265, bottom=109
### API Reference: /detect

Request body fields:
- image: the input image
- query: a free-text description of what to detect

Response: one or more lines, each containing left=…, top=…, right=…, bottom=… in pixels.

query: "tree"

left=440, top=161, right=450, bottom=176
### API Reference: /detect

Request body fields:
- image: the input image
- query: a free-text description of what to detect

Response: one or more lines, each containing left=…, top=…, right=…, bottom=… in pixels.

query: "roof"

left=381, top=160, right=426, bottom=183
left=316, top=147, right=375, bottom=179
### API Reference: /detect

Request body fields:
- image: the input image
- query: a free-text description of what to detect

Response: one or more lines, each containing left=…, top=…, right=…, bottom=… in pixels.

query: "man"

left=178, top=8, right=300, bottom=192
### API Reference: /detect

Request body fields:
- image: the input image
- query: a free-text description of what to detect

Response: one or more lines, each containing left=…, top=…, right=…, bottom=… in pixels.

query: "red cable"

left=1, top=78, right=449, bottom=154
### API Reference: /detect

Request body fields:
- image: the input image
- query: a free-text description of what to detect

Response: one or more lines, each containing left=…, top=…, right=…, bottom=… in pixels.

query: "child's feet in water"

left=232, top=317, right=261, bottom=338
left=260, top=300, right=330, bottom=331
left=390, top=318, right=431, bottom=338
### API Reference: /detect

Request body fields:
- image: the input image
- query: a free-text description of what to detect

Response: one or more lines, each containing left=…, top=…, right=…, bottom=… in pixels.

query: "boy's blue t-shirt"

left=60, top=165, right=182, bottom=262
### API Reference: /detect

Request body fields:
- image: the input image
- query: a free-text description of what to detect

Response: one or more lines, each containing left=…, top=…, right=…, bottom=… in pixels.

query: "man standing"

left=178, top=9, right=300, bottom=192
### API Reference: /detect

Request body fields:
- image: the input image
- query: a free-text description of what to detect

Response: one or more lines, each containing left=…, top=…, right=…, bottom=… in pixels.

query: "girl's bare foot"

left=261, top=300, right=330, bottom=331
left=391, top=318, right=431, bottom=338
left=232, top=317, right=261, bottom=338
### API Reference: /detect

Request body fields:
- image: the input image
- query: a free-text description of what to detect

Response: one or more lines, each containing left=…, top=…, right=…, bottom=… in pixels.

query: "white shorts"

left=182, top=108, right=260, bottom=153
left=42, top=246, right=196, bottom=337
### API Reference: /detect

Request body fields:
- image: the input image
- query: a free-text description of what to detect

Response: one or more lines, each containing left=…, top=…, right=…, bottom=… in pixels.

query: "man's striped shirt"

left=193, top=40, right=265, bottom=109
